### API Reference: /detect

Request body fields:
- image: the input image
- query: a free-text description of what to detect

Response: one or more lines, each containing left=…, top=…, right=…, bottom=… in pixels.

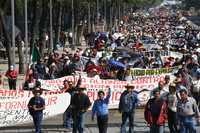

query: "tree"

left=182, top=0, right=200, bottom=10
left=0, top=0, right=14, bottom=68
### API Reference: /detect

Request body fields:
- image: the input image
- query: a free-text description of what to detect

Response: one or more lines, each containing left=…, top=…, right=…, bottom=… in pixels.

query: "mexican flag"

left=25, top=43, right=40, bottom=80
left=31, top=43, right=40, bottom=63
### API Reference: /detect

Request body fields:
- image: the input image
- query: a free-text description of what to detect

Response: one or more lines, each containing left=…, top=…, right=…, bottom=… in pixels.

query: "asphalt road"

left=0, top=109, right=200, bottom=133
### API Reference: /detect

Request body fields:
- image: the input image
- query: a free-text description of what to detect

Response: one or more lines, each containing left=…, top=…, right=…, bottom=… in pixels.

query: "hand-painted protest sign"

left=39, top=75, right=166, bottom=108
left=0, top=90, right=70, bottom=127
left=130, top=67, right=178, bottom=76
left=137, top=50, right=170, bottom=58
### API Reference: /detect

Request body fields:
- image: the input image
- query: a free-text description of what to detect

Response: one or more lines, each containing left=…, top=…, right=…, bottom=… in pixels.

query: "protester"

left=118, top=84, right=138, bottom=133
left=71, top=87, right=91, bottom=133
left=144, top=89, right=168, bottom=133
left=63, top=74, right=82, bottom=129
left=0, top=73, right=3, bottom=88
left=177, top=89, right=200, bottom=133
left=35, top=59, right=47, bottom=79
left=91, top=87, right=111, bottom=133
left=163, top=75, right=170, bottom=91
left=150, top=81, right=168, bottom=99
left=5, top=65, right=18, bottom=90
left=191, top=73, right=200, bottom=109
left=28, top=87, right=45, bottom=133
left=23, top=75, right=37, bottom=90
left=167, top=83, right=178, bottom=133
left=12, top=5, right=200, bottom=132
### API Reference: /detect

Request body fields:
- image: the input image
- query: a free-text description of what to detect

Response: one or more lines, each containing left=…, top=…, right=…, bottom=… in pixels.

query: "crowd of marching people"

left=1, top=5, right=200, bottom=133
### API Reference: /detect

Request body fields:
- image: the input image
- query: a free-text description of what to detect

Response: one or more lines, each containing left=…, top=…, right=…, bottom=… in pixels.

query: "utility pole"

left=50, top=0, right=53, bottom=52
left=25, top=0, right=28, bottom=66
left=11, top=0, right=15, bottom=66
left=72, top=0, right=75, bottom=49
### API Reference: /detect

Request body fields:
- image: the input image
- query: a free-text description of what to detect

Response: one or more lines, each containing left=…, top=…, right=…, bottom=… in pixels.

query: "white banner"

left=0, top=89, right=70, bottom=127
left=39, top=75, right=166, bottom=108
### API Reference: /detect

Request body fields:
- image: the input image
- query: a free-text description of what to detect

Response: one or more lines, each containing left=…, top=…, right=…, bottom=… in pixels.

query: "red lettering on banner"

left=113, top=80, right=119, bottom=85
left=82, top=84, right=89, bottom=88
left=107, top=80, right=114, bottom=85
left=65, top=77, right=73, bottom=81
left=3, top=101, right=27, bottom=110
left=154, top=76, right=161, bottom=83
left=134, top=85, right=140, bottom=90
left=143, top=78, right=149, bottom=84
left=113, top=85, right=119, bottom=89
left=18, top=90, right=25, bottom=97
left=0, top=89, right=5, bottom=96
left=81, top=77, right=86, bottom=83
left=87, top=91, right=94, bottom=101
left=115, top=92, right=122, bottom=101
left=47, top=80, right=56, bottom=84
left=46, top=96, right=57, bottom=106
left=94, top=79, right=100, bottom=84
left=139, top=85, right=146, bottom=90
left=90, top=79, right=95, bottom=84
left=111, top=91, right=115, bottom=101
left=160, top=76, right=165, bottom=81
left=148, top=84, right=155, bottom=90
left=87, top=91, right=98, bottom=101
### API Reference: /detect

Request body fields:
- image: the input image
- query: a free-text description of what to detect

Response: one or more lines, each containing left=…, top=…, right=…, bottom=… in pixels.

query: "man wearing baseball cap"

left=119, top=84, right=138, bottom=133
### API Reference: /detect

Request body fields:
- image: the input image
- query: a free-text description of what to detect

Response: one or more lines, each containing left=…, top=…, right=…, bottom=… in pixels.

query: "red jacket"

left=144, top=98, right=167, bottom=126
left=5, top=70, right=18, bottom=79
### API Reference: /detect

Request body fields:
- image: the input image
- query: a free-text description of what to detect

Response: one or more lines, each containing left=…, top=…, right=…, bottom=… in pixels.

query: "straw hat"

left=124, top=83, right=134, bottom=89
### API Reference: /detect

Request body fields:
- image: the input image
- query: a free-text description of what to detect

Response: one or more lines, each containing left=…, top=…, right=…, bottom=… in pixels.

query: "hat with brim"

left=173, top=78, right=181, bottom=84
left=32, top=88, right=42, bottom=95
left=124, top=84, right=134, bottom=89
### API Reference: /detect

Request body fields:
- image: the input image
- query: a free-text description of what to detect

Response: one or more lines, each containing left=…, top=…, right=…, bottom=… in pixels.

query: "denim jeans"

left=73, top=112, right=85, bottom=133
left=179, top=116, right=197, bottom=133
left=97, top=115, right=108, bottom=133
left=32, top=112, right=43, bottom=133
left=150, top=124, right=164, bottom=133
left=120, top=111, right=135, bottom=133
left=63, top=109, right=73, bottom=128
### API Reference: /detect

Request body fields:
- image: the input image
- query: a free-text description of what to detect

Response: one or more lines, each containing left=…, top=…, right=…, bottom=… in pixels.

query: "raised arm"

left=105, top=88, right=111, bottom=104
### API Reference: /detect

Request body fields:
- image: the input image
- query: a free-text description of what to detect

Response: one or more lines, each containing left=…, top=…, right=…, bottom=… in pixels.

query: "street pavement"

left=0, top=108, right=200, bottom=133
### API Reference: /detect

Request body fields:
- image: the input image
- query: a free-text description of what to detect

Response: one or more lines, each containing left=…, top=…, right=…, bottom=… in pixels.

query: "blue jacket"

left=92, top=89, right=111, bottom=117
left=119, top=90, right=138, bottom=113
